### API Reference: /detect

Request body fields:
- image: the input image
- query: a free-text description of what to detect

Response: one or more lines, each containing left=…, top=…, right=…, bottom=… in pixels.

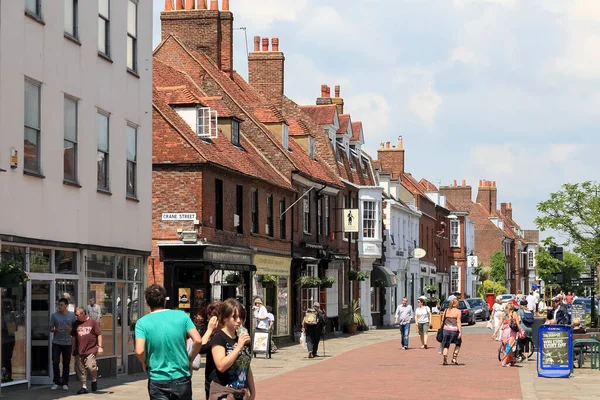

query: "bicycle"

left=497, top=336, right=535, bottom=363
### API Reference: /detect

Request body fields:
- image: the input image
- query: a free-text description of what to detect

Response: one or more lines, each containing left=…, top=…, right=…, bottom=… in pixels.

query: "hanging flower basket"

left=224, top=273, right=244, bottom=285
left=296, top=276, right=322, bottom=288
left=348, top=270, right=369, bottom=281
left=321, top=276, right=336, bottom=288
left=0, top=261, right=30, bottom=287
left=257, top=274, right=277, bottom=288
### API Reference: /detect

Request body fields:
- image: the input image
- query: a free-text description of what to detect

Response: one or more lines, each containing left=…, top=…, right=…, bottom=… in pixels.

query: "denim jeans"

left=399, top=323, right=410, bottom=348
left=52, top=343, right=72, bottom=385
left=148, top=376, right=192, bottom=400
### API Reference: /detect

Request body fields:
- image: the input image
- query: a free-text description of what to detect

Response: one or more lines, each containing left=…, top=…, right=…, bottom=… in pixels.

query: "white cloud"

left=393, top=66, right=442, bottom=126
left=345, top=93, right=390, bottom=137
left=450, top=47, right=488, bottom=66
left=233, top=0, right=310, bottom=31
left=408, top=88, right=442, bottom=127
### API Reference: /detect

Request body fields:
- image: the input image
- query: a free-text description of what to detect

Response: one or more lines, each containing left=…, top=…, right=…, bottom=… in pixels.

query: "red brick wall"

left=439, top=185, right=472, bottom=206
left=476, top=185, right=497, bottom=215
left=376, top=147, right=404, bottom=180
left=219, top=11, right=233, bottom=72
left=248, top=51, right=285, bottom=100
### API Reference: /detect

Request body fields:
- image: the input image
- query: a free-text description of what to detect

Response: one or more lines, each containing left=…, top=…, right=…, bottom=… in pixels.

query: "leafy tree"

left=490, top=250, right=506, bottom=286
left=535, top=248, right=586, bottom=292
left=474, top=263, right=491, bottom=282
left=478, top=280, right=508, bottom=297
left=535, top=182, right=600, bottom=269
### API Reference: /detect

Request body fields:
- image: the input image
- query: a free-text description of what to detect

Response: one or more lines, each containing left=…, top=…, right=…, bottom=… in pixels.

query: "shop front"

left=251, top=254, right=291, bottom=337
left=371, top=265, right=397, bottom=326
left=159, top=244, right=256, bottom=334
left=0, top=241, right=147, bottom=389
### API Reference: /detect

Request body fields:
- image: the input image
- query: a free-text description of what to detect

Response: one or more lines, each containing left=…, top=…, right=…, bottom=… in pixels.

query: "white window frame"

left=97, top=110, right=110, bottom=190
left=301, top=265, right=318, bottom=313
left=282, top=123, right=289, bottom=150
left=197, top=107, right=218, bottom=139
left=98, top=0, right=110, bottom=56
left=450, top=219, right=460, bottom=248
left=63, top=95, right=78, bottom=183
left=64, top=0, right=78, bottom=39
left=24, top=78, right=42, bottom=174
left=126, top=0, right=138, bottom=72
left=451, top=265, right=460, bottom=294
left=528, top=250, right=534, bottom=268
left=303, top=197, right=310, bottom=234
left=362, top=200, right=377, bottom=239
left=126, top=123, right=137, bottom=198
left=26, top=0, right=42, bottom=18
left=324, top=196, right=330, bottom=237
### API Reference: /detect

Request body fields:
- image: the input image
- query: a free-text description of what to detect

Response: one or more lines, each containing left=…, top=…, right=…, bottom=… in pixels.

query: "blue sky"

left=152, top=0, right=600, bottom=240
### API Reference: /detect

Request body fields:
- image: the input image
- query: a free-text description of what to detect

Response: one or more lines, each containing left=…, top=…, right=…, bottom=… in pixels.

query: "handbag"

left=509, top=313, right=520, bottom=332
left=436, top=312, right=447, bottom=343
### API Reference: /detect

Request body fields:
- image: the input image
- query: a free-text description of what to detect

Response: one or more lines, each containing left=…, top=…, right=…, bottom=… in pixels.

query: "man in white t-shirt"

left=253, top=298, right=269, bottom=330
left=526, top=290, right=536, bottom=312
left=533, top=289, right=540, bottom=312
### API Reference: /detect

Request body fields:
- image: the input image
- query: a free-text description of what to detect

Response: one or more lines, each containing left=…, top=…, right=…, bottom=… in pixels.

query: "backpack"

left=522, top=310, right=534, bottom=326
left=303, top=310, right=318, bottom=325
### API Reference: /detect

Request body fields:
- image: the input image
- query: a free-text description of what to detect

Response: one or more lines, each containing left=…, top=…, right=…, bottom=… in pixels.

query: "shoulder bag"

left=436, top=311, right=447, bottom=343
left=509, top=312, right=520, bottom=332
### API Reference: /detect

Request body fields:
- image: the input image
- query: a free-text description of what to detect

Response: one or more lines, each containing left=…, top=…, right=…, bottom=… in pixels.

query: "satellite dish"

left=413, top=248, right=426, bottom=259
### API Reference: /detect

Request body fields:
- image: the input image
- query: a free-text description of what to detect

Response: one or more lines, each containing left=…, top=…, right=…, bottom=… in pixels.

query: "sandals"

left=443, top=356, right=448, bottom=365
left=452, top=357, right=458, bottom=365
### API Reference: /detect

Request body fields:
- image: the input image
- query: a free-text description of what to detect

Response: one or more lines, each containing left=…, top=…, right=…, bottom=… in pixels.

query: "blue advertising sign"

left=537, top=325, right=572, bottom=378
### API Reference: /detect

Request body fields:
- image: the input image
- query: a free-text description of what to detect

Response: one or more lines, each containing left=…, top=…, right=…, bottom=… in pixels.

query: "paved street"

left=2, top=323, right=599, bottom=399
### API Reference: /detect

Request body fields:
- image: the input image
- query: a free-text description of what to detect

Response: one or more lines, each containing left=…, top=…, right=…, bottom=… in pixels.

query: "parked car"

left=500, top=294, right=516, bottom=304
left=440, top=300, right=476, bottom=325
left=465, top=298, right=491, bottom=321
left=573, top=298, right=600, bottom=314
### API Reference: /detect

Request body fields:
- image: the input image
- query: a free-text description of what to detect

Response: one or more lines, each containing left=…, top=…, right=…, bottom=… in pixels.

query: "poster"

left=342, top=209, right=359, bottom=233
left=571, top=304, right=586, bottom=327
left=178, top=288, right=191, bottom=309
left=252, top=331, right=270, bottom=353
left=538, top=325, right=572, bottom=378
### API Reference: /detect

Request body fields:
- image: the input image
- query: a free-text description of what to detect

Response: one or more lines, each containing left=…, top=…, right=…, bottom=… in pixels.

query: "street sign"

left=342, top=209, right=359, bottom=233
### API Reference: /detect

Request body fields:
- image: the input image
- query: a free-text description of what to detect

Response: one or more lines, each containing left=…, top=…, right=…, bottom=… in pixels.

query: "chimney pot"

left=492, top=181, right=497, bottom=188
left=222, top=0, right=230, bottom=11
left=326, top=86, right=331, bottom=98
left=261, top=37, right=269, bottom=52
left=271, top=37, right=279, bottom=52
left=386, top=141, right=390, bottom=149
left=397, top=136, right=403, bottom=150
left=335, top=85, right=340, bottom=98
left=175, top=0, right=184, bottom=10
left=253, top=36, right=260, bottom=52
left=321, top=84, right=327, bottom=98
left=184, top=0, right=194, bottom=9
left=197, top=0, right=206, bottom=9
left=210, top=0, right=218, bottom=10
left=462, top=179, right=466, bottom=186
left=165, top=0, right=173, bottom=11
left=453, top=180, right=457, bottom=186
left=509, top=202, right=512, bottom=209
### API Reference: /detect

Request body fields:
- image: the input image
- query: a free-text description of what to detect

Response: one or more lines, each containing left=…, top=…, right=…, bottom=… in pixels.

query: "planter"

left=0, top=275, right=22, bottom=288
left=322, top=282, right=334, bottom=289
left=430, top=314, right=442, bottom=332
left=261, top=281, right=276, bottom=288
left=346, top=323, right=358, bottom=334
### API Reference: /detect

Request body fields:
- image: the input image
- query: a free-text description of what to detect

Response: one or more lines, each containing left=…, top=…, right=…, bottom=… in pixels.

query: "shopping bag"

left=187, top=339, right=202, bottom=371
left=486, top=320, right=493, bottom=330
left=299, top=332, right=307, bottom=351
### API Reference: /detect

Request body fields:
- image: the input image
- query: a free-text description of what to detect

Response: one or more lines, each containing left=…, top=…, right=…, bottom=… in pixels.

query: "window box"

left=348, top=270, right=369, bottom=281
left=321, top=276, right=336, bottom=288
left=296, top=276, right=321, bottom=288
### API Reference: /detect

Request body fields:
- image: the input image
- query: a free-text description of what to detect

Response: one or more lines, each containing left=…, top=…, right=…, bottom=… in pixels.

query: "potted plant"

left=321, top=276, right=336, bottom=288
left=424, top=284, right=438, bottom=295
left=257, top=274, right=277, bottom=288
left=224, top=273, right=243, bottom=285
left=348, top=270, right=369, bottom=281
left=342, top=300, right=365, bottom=334
left=296, top=276, right=322, bottom=288
left=425, top=297, right=440, bottom=309
left=0, top=260, right=30, bottom=287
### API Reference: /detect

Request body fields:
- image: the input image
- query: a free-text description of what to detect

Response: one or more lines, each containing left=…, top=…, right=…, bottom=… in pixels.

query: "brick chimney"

left=316, top=85, right=333, bottom=105
left=440, top=179, right=472, bottom=206
left=332, top=85, right=344, bottom=114
left=160, top=0, right=234, bottom=72
left=506, top=202, right=513, bottom=220
left=248, top=37, right=285, bottom=100
left=377, top=136, right=405, bottom=180
left=476, top=180, right=498, bottom=215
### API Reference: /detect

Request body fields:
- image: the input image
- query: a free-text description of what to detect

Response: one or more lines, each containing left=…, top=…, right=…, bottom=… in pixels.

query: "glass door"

left=116, top=283, right=125, bottom=374
left=30, top=281, right=53, bottom=385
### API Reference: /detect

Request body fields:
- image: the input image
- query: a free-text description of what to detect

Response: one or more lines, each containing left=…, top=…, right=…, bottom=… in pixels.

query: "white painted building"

left=0, top=0, right=152, bottom=386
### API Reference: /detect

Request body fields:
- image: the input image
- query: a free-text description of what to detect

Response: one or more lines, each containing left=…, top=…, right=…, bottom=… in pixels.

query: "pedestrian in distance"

left=50, top=298, right=76, bottom=391
left=302, top=302, right=326, bottom=358
left=209, top=298, right=255, bottom=400
left=546, top=296, right=570, bottom=325
left=202, top=301, right=223, bottom=400
left=86, top=298, right=102, bottom=323
left=253, top=298, right=269, bottom=332
left=266, top=305, right=278, bottom=353
left=491, top=296, right=504, bottom=341
left=394, top=297, right=414, bottom=350
left=135, top=284, right=202, bottom=400
left=526, top=290, right=536, bottom=313
left=415, top=298, right=432, bottom=349
left=497, top=303, right=521, bottom=367
left=440, top=298, right=462, bottom=365
left=71, top=307, right=103, bottom=394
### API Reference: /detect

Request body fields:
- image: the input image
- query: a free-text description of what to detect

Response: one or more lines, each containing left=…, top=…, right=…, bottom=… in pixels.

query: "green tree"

left=478, top=279, right=508, bottom=297
left=535, top=182, right=600, bottom=268
left=535, top=248, right=586, bottom=292
left=490, top=250, right=506, bottom=286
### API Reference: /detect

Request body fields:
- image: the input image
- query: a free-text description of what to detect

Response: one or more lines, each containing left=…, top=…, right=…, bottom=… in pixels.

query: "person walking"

left=201, top=301, right=223, bottom=400
left=415, top=298, right=432, bottom=349
left=135, top=284, right=202, bottom=400
left=86, top=298, right=102, bottom=323
left=50, top=298, right=76, bottom=390
left=440, top=298, right=462, bottom=365
left=71, top=307, right=103, bottom=394
left=302, top=302, right=326, bottom=358
left=496, top=303, right=521, bottom=367
left=253, top=298, right=269, bottom=332
left=266, top=306, right=277, bottom=353
left=491, top=296, right=504, bottom=341
left=209, top=298, right=255, bottom=400
left=517, top=300, right=533, bottom=361
left=546, top=296, right=570, bottom=325
left=526, top=290, right=536, bottom=313
left=394, top=297, right=414, bottom=350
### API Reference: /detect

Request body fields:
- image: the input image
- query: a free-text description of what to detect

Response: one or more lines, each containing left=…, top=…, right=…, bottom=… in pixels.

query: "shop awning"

left=371, top=265, right=397, bottom=287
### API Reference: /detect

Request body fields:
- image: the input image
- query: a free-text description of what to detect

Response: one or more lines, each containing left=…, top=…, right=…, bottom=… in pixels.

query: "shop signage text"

left=253, top=254, right=291, bottom=275
left=162, top=213, right=197, bottom=221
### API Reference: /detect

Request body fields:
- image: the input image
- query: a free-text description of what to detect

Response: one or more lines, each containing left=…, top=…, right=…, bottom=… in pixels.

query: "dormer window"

left=231, top=119, right=240, bottom=146
left=308, top=136, right=315, bottom=160
left=282, top=123, right=289, bottom=150
left=173, top=106, right=218, bottom=139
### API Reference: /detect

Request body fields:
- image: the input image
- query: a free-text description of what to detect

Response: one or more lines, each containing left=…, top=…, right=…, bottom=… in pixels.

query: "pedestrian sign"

left=537, top=324, right=572, bottom=378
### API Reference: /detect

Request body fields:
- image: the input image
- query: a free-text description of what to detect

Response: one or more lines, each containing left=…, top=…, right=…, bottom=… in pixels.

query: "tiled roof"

left=337, top=114, right=350, bottom=135
left=152, top=59, right=292, bottom=190
left=402, top=173, right=428, bottom=197
left=287, top=119, right=310, bottom=136
left=299, top=105, right=337, bottom=125
left=251, top=105, right=286, bottom=124
left=419, top=178, right=439, bottom=192
left=351, top=121, right=362, bottom=142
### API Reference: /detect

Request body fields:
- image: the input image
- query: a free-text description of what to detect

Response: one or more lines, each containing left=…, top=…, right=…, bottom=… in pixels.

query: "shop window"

left=87, top=253, right=115, bottom=278
left=0, top=245, right=26, bottom=269
left=371, top=287, right=380, bottom=312
left=55, top=250, right=77, bottom=274
left=127, top=257, right=143, bottom=281
left=88, top=281, right=115, bottom=357
left=127, top=282, right=141, bottom=354
left=116, top=256, right=126, bottom=280
left=277, top=276, right=288, bottom=336
left=29, top=247, right=51, bottom=273
left=1, top=284, right=27, bottom=384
